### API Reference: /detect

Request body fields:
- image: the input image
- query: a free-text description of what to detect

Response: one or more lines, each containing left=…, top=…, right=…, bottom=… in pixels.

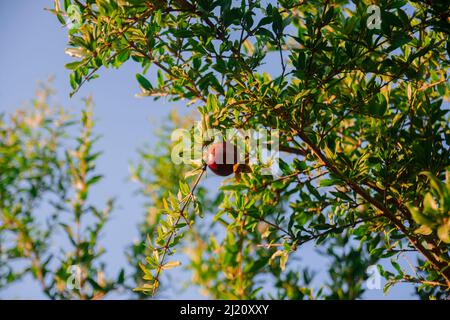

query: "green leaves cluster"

left=0, top=85, right=121, bottom=299
left=128, top=112, right=210, bottom=296
left=133, top=167, right=205, bottom=295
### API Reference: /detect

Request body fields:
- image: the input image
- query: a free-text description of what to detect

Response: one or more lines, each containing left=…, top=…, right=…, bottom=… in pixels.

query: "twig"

left=151, top=164, right=206, bottom=295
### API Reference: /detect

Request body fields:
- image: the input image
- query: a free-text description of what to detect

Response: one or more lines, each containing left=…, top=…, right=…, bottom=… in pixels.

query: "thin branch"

left=279, top=145, right=307, bottom=156
left=152, top=164, right=206, bottom=295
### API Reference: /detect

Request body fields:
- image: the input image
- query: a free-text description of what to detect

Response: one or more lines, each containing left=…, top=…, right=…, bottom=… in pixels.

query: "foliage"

left=127, top=111, right=211, bottom=296
left=51, top=0, right=450, bottom=299
left=0, top=85, right=121, bottom=299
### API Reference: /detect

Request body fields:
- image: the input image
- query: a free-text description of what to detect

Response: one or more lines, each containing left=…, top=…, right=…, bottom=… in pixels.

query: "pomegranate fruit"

left=204, top=142, right=239, bottom=176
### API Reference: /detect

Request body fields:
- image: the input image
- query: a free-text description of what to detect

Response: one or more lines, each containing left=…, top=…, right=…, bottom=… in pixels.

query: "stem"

left=152, top=165, right=206, bottom=295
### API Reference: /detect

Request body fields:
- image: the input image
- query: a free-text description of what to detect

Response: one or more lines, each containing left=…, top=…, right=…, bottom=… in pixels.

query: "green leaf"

left=278, top=159, right=291, bottom=175
left=383, top=11, right=403, bottom=29
left=437, top=225, right=450, bottom=243
left=117, top=269, right=125, bottom=284
left=136, top=73, right=152, bottom=90
left=391, top=259, right=403, bottom=275
left=280, top=251, right=288, bottom=271
left=420, top=171, right=445, bottom=199
left=319, top=179, right=335, bottom=187
left=65, top=61, right=84, bottom=70
left=87, top=174, right=103, bottom=186
left=161, top=260, right=181, bottom=270
left=387, top=33, right=412, bottom=52
left=414, top=225, right=432, bottom=236
left=63, top=0, right=71, bottom=11
left=220, top=184, right=247, bottom=191
left=407, top=204, right=434, bottom=226
left=423, top=192, right=438, bottom=213
left=206, top=93, right=219, bottom=112
left=255, top=27, right=274, bottom=39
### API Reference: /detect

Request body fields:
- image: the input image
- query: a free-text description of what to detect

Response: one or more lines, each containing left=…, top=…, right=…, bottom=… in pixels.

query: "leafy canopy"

left=53, top=0, right=450, bottom=299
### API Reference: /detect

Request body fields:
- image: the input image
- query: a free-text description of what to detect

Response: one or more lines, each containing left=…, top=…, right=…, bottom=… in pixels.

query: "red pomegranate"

left=204, top=142, right=239, bottom=176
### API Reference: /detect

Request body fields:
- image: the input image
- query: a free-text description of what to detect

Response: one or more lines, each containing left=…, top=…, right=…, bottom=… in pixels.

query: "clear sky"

left=0, top=1, right=415, bottom=299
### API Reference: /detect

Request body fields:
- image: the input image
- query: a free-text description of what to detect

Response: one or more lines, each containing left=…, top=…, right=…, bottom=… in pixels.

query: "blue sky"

left=0, top=1, right=415, bottom=299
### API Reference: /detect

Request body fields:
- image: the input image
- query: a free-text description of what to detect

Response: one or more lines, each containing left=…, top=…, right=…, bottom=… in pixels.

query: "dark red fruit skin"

left=205, top=142, right=238, bottom=176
